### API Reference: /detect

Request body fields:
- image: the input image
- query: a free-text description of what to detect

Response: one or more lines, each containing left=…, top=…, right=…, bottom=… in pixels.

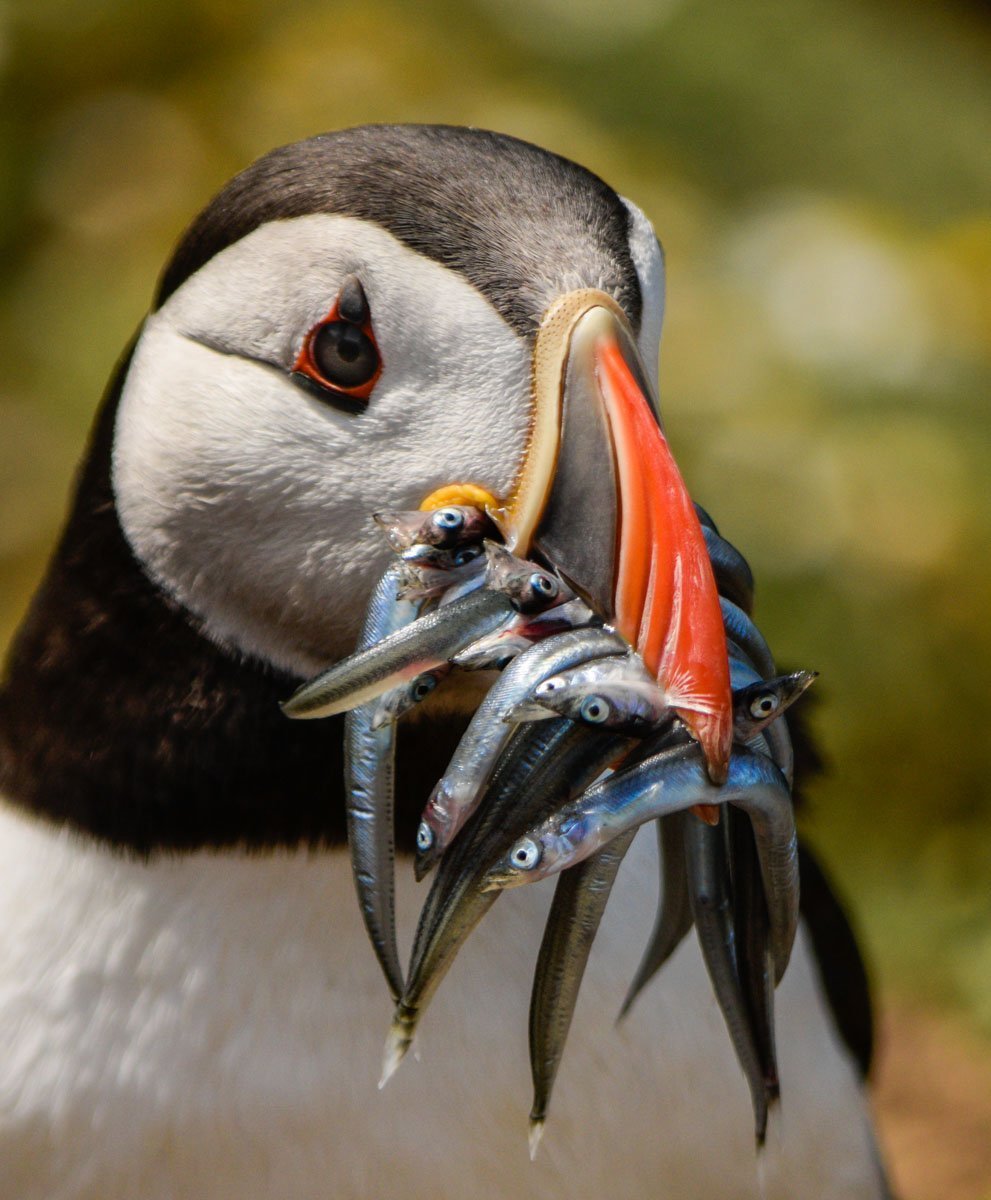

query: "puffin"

left=0, top=125, right=891, bottom=1199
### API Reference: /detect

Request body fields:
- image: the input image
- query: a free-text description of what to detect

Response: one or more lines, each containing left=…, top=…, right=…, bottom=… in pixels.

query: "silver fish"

left=415, top=626, right=628, bottom=879
left=399, top=542, right=485, bottom=570
left=514, top=652, right=668, bottom=731
left=733, top=670, right=817, bottom=743
left=343, top=563, right=420, bottom=1001
left=729, top=654, right=801, bottom=786
left=483, top=745, right=798, bottom=983
left=394, top=549, right=487, bottom=603
left=373, top=504, right=496, bottom=553
left=483, top=542, right=573, bottom=614
left=281, top=587, right=515, bottom=719
left=685, top=814, right=770, bottom=1144
left=702, top=524, right=756, bottom=616
left=449, top=629, right=536, bottom=672
left=528, top=827, right=636, bottom=1159
left=616, top=663, right=811, bottom=1021
left=721, top=597, right=776, bottom=680
left=381, top=720, right=632, bottom=1087
left=728, top=806, right=779, bottom=1103
left=367, top=664, right=453, bottom=730
left=617, top=810, right=693, bottom=1019
left=451, top=597, right=598, bottom=672
left=516, top=654, right=813, bottom=756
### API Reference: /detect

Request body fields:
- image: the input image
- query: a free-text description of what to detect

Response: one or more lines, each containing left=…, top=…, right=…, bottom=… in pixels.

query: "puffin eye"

left=510, top=837, right=541, bottom=870
left=311, top=323, right=379, bottom=389
left=749, top=693, right=779, bottom=719
left=433, top=508, right=464, bottom=532
left=579, top=695, right=610, bottom=724
left=292, top=276, right=382, bottom=412
left=529, top=572, right=558, bottom=599
left=416, top=822, right=434, bottom=852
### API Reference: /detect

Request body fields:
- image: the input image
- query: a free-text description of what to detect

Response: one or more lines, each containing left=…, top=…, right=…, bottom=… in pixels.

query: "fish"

left=394, top=548, right=488, bottom=603
left=451, top=597, right=599, bottom=672
left=528, top=828, right=636, bottom=1158
left=482, top=542, right=573, bottom=614
left=728, top=806, right=779, bottom=1101
left=702, top=526, right=756, bottom=617
left=685, top=813, right=770, bottom=1144
left=281, top=587, right=516, bottom=719
left=481, top=745, right=798, bottom=982
left=512, top=652, right=668, bottom=732
left=616, top=670, right=813, bottom=1019
left=694, top=503, right=755, bottom=615
left=399, top=542, right=486, bottom=570
left=449, top=629, right=536, bottom=672
left=373, top=504, right=497, bottom=553
left=519, top=655, right=813, bottom=750
left=733, top=671, right=817, bottom=741
left=342, top=563, right=421, bottom=1001
left=382, top=720, right=633, bottom=1086
left=367, top=664, right=453, bottom=730
left=721, top=597, right=776, bottom=680
left=728, top=654, right=810, bottom=787
left=617, top=810, right=694, bottom=1019
left=415, top=626, right=628, bottom=879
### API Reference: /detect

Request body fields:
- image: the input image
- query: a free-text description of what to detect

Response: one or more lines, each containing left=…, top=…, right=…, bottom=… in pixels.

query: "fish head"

left=525, top=655, right=662, bottom=733
left=373, top=505, right=495, bottom=553
left=483, top=542, right=571, bottom=614
left=482, top=810, right=596, bottom=890
left=733, top=670, right=818, bottom=739
left=414, top=779, right=466, bottom=879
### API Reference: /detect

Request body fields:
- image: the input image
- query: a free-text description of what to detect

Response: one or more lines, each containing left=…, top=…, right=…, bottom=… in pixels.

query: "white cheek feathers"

left=621, top=197, right=665, bottom=396
left=113, top=215, right=531, bottom=677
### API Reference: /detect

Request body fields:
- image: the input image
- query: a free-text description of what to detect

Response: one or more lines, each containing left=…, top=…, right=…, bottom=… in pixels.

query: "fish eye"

left=510, top=837, right=541, bottom=870
left=412, top=674, right=437, bottom=701
left=749, top=693, right=779, bottom=719
left=579, top=695, right=610, bottom=724
left=537, top=678, right=562, bottom=695
left=529, top=572, right=558, bottom=599
left=453, top=546, right=482, bottom=567
left=416, top=822, right=434, bottom=852
left=433, top=508, right=464, bottom=531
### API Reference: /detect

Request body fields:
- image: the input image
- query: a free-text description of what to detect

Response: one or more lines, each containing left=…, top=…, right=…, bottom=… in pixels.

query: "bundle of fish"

left=283, top=460, right=816, bottom=1156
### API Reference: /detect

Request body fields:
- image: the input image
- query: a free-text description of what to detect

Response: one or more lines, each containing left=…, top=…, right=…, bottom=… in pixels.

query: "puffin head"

left=112, top=125, right=666, bottom=684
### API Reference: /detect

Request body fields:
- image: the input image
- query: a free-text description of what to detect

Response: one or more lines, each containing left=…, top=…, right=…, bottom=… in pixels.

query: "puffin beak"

left=496, top=290, right=733, bottom=784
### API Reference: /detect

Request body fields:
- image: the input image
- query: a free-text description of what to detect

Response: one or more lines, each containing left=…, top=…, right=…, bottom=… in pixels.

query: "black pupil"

left=311, top=321, right=378, bottom=389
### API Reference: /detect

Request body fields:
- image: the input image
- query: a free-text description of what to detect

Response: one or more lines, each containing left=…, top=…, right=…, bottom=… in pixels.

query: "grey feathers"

left=157, top=125, right=642, bottom=337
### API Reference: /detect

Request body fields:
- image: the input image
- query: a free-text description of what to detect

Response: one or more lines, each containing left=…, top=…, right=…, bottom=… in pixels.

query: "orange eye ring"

left=292, top=276, right=382, bottom=407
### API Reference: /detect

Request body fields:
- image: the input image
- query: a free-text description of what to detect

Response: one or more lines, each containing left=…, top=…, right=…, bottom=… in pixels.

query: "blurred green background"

left=1, top=0, right=989, bottom=1186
